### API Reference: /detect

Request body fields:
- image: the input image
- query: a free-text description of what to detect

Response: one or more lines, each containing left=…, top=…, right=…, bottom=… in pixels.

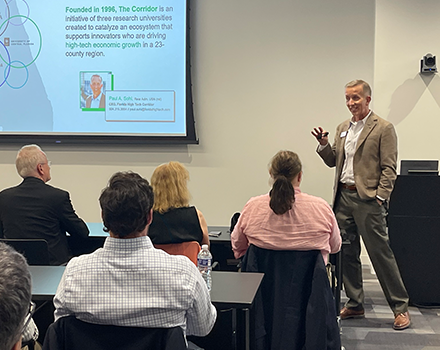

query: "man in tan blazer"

left=312, top=80, right=410, bottom=330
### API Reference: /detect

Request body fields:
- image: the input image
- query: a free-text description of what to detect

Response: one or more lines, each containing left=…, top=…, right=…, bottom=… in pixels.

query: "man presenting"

left=53, top=172, right=217, bottom=337
left=312, top=80, right=410, bottom=330
left=0, top=145, right=89, bottom=265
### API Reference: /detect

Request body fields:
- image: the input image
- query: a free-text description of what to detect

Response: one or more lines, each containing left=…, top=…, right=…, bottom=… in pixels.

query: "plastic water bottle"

left=197, top=244, right=212, bottom=291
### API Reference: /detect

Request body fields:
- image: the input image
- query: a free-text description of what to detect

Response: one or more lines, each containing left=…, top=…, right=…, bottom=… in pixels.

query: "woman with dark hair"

left=148, top=161, right=210, bottom=248
left=231, top=150, right=341, bottom=263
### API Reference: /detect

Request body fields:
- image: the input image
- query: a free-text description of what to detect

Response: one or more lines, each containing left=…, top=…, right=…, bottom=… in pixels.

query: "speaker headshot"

left=81, top=74, right=106, bottom=109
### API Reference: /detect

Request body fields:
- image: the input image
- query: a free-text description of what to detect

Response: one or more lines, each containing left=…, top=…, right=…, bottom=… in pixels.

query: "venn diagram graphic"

left=0, top=0, right=42, bottom=89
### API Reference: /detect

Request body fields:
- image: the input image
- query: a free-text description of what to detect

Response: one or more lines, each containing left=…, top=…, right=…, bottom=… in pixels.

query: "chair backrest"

left=230, top=212, right=241, bottom=232
left=42, top=316, right=187, bottom=350
left=155, top=241, right=201, bottom=266
left=241, top=245, right=341, bottom=350
left=0, top=238, right=50, bottom=265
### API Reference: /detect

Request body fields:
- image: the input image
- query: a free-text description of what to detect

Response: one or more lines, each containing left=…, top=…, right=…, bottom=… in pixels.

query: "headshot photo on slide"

left=80, top=72, right=107, bottom=111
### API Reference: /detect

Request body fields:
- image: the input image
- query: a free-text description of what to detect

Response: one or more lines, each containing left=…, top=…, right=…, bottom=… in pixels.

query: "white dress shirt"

left=340, top=111, right=372, bottom=185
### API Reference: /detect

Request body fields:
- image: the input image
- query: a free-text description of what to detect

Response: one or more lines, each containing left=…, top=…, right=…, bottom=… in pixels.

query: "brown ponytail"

left=269, top=151, right=302, bottom=215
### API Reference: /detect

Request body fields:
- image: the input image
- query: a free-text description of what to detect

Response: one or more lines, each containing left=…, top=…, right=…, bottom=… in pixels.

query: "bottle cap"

left=201, top=244, right=208, bottom=250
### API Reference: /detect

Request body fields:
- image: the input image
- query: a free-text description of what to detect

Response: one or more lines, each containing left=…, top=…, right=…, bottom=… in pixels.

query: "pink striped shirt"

left=231, top=188, right=341, bottom=264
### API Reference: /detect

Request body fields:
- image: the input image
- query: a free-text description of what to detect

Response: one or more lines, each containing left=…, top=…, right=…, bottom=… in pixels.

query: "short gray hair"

left=345, top=79, right=372, bottom=97
left=0, top=243, right=32, bottom=350
left=16, top=144, right=47, bottom=178
left=91, top=74, right=102, bottom=84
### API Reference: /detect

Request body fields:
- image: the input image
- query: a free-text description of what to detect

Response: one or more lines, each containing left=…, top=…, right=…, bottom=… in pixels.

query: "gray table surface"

left=29, top=266, right=263, bottom=309
left=87, top=223, right=232, bottom=242
left=29, top=265, right=66, bottom=300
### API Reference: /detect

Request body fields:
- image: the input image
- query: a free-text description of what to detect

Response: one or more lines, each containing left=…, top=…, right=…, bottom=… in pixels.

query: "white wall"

left=375, top=0, right=440, bottom=168
left=5, top=0, right=419, bottom=227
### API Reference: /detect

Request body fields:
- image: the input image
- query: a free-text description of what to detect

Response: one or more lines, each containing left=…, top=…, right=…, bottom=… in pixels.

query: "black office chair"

left=0, top=239, right=50, bottom=265
left=42, top=316, right=187, bottom=350
left=241, top=245, right=341, bottom=350
left=21, top=339, right=36, bottom=350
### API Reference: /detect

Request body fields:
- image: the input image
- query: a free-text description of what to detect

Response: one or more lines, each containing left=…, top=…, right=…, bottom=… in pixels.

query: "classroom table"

left=29, top=265, right=65, bottom=301
left=209, top=271, right=263, bottom=350
left=29, top=266, right=263, bottom=350
left=86, top=223, right=231, bottom=240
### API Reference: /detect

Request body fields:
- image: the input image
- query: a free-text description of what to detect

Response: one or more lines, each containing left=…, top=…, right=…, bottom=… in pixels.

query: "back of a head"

left=15, top=144, right=47, bottom=178
left=99, top=171, right=154, bottom=238
left=151, top=161, right=190, bottom=213
left=269, top=150, right=302, bottom=215
left=0, top=243, right=32, bottom=350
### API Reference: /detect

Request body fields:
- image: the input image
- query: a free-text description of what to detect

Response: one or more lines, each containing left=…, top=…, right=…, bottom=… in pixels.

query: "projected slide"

left=0, top=0, right=187, bottom=137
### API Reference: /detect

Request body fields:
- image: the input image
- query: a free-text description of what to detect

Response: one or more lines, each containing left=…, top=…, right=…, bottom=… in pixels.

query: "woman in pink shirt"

left=231, top=150, right=341, bottom=263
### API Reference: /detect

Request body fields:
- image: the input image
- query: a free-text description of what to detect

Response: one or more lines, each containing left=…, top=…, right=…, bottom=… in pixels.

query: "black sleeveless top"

left=148, top=206, right=204, bottom=245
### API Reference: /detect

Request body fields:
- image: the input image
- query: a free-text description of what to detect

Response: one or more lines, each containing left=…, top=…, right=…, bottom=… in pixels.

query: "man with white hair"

left=0, top=144, right=89, bottom=265
left=82, top=74, right=106, bottom=109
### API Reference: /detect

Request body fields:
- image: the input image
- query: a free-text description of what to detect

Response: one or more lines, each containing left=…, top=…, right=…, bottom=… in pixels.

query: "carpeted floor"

left=340, top=269, right=440, bottom=350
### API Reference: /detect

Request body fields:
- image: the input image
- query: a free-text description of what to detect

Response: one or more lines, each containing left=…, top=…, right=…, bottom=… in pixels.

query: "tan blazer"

left=318, top=112, right=397, bottom=205
left=85, top=93, right=106, bottom=109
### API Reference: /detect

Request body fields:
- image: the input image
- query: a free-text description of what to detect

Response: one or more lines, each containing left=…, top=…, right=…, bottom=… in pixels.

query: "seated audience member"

left=0, top=145, right=89, bottom=265
left=53, top=172, right=217, bottom=337
left=148, top=161, right=210, bottom=247
left=231, top=150, right=341, bottom=263
left=0, top=242, right=38, bottom=350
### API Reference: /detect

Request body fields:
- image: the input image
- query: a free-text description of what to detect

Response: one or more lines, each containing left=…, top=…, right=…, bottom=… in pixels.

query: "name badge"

left=340, top=131, right=347, bottom=138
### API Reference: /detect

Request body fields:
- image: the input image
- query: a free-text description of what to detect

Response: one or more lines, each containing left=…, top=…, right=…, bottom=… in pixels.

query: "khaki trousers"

left=334, top=188, right=409, bottom=315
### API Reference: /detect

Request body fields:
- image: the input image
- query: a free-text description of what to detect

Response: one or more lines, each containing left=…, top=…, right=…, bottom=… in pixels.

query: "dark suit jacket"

left=242, top=245, right=341, bottom=350
left=0, top=177, right=89, bottom=265
left=318, top=112, right=398, bottom=204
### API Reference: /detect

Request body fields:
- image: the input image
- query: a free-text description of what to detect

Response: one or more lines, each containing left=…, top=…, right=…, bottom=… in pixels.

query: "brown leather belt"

left=340, top=183, right=356, bottom=191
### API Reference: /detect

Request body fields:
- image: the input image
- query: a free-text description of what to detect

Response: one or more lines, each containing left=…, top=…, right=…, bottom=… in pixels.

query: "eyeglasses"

left=38, top=161, right=51, bottom=167
left=22, top=301, right=36, bottom=334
